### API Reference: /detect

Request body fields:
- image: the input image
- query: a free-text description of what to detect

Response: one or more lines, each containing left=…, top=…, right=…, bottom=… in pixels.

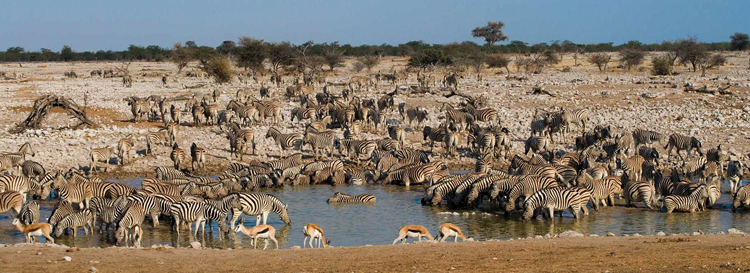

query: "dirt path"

left=2, top=234, right=749, bottom=272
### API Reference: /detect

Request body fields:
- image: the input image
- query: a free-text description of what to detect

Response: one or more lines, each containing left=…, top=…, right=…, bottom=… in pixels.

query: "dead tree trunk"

left=11, top=95, right=97, bottom=133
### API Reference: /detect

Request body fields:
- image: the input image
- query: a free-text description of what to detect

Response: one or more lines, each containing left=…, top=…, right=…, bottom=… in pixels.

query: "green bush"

left=204, top=56, right=234, bottom=83
left=651, top=55, right=673, bottom=75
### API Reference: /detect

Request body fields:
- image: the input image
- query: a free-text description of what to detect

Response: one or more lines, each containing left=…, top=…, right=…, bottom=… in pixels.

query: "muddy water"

left=1, top=177, right=750, bottom=249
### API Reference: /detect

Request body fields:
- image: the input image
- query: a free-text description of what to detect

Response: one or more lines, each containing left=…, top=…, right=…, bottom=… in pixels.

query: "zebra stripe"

left=53, top=209, right=93, bottom=237
left=326, top=192, right=376, bottom=204
left=48, top=200, right=73, bottom=227
left=264, top=153, right=304, bottom=171
left=504, top=175, right=559, bottom=212
left=116, top=201, right=146, bottom=245
left=521, top=187, right=583, bottom=220
left=265, top=127, right=303, bottom=151
left=19, top=201, right=40, bottom=225
left=118, top=137, right=135, bottom=165
left=338, top=139, right=377, bottom=163
left=623, top=180, right=657, bottom=209
left=621, top=155, right=646, bottom=182
left=0, top=175, right=30, bottom=200
left=632, top=129, right=663, bottom=148
left=466, top=174, right=513, bottom=206
left=230, top=193, right=291, bottom=229
left=728, top=161, right=745, bottom=195
left=441, top=103, right=474, bottom=130
left=665, top=133, right=703, bottom=161
left=51, top=174, right=93, bottom=209
left=0, top=191, right=23, bottom=216
left=561, top=108, right=590, bottom=133
left=465, top=104, right=498, bottom=125
left=448, top=173, right=487, bottom=207
left=380, top=161, right=443, bottom=186
left=422, top=125, right=448, bottom=152
left=733, top=185, right=750, bottom=211
left=21, top=160, right=45, bottom=182
left=170, top=144, right=187, bottom=170
left=664, top=185, right=707, bottom=213
left=146, top=130, right=172, bottom=154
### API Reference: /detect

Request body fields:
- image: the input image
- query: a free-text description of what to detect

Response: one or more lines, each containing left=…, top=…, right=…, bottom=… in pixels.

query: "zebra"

left=266, top=127, right=303, bottom=153
left=304, top=129, right=336, bottom=157
left=53, top=209, right=93, bottom=238
left=191, top=143, right=206, bottom=171
left=623, top=180, right=657, bottom=209
left=89, top=197, right=122, bottom=233
left=727, top=161, right=744, bottom=195
left=0, top=175, right=30, bottom=200
left=376, top=138, right=402, bottom=152
left=388, top=126, right=407, bottom=148
left=229, top=193, right=291, bottom=229
left=170, top=104, right=182, bottom=125
left=326, top=192, right=376, bottom=204
left=632, top=129, right=664, bottom=149
left=146, top=130, right=172, bottom=155
left=441, top=103, right=474, bottom=131
left=0, top=143, right=35, bottom=175
left=423, top=175, right=464, bottom=205
left=465, top=174, right=512, bottom=206
left=465, top=104, right=499, bottom=125
left=344, top=168, right=372, bottom=185
left=493, top=127, right=512, bottom=159
left=448, top=173, right=487, bottom=207
left=21, top=160, right=45, bottom=182
left=405, top=107, right=429, bottom=129
left=18, top=201, right=40, bottom=225
left=337, top=139, right=377, bottom=163
left=154, top=166, right=196, bottom=184
left=620, top=155, right=646, bottom=182
left=379, top=162, right=442, bottom=186
left=705, top=177, right=721, bottom=208
left=170, top=202, right=229, bottom=236
left=141, top=178, right=183, bottom=196
left=116, top=137, right=135, bottom=165
left=469, top=132, right=496, bottom=157
left=170, top=143, right=187, bottom=170
left=0, top=191, right=23, bottom=217
left=521, top=187, right=583, bottom=221
left=665, top=133, right=703, bottom=161
left=575, top=172, right=621, bottom=210
left=524, top=135, right=550, bottom=157
left=561, top=108, right=590, bottom=133
left=47, top=200, right=73, bottom=229
left=637, top=146, right=660, bottom=166
left=504, top=175, right=559, bottom=213
left=509, top=156, right=560, bottom=182
left=264, top=153, right=304, bottom=171
left=89, top=146, right=117, bottom=173
left=664, top=185, right=708, bottom=213
left=733, top=185, right=750, bottom=212
left=126, top=194, right=163, bottom=226
left=116, top=201, right=145, bottom=246
left=443, top=130, right=461, bottom=157
left=423, top=125, right=449, bottom=152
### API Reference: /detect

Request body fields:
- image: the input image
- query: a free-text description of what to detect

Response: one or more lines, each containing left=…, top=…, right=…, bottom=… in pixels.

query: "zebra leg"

left=230, top=208, right=240, bottom=230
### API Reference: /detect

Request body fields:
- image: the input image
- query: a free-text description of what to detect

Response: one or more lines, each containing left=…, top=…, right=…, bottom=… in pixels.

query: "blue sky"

left=1, top=0, right=747, bottom=51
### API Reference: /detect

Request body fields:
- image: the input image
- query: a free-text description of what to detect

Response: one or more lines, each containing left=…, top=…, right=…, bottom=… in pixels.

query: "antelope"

left=392, top=225, right=434, bottom=244
left=11, top=218, right=54, bottom=244
left=303, top=223, right=330, bottom=248
left=436, top=223, right=467, bottom=242
left=234, top=219, right=279, bottom=250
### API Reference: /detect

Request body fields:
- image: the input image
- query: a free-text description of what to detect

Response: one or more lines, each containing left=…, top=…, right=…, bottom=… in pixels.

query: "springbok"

left=436, top=223, right=467, bottom=242
left=303, top=223, right=330, bottom=248
left=234, top=219, right=279, bottom=250
left=392, top=225, right=434, bottom=245
left=12, top=218, right=54, bottom=244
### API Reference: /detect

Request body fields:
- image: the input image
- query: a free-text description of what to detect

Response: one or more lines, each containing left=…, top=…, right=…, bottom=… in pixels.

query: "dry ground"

left=1, top=53, right=750, bottom=177
left=1, top=234, right=750, bottom=272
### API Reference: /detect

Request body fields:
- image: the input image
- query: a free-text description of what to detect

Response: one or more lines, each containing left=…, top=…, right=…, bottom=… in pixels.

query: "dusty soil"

left=1, top=234, right=749, bottom=272
left=2, top=53, right=750, bottom=176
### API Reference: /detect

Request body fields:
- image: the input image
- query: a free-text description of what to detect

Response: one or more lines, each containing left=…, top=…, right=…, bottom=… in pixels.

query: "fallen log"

left=12, top=95, right=97, bottom=133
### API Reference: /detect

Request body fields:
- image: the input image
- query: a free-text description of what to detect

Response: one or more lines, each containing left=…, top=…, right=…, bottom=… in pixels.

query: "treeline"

left=0, top=39, right=742, bottom=63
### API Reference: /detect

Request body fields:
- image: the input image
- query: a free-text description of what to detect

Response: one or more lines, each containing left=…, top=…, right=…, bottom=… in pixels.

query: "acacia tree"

left=268, top=42, right=295, bottom=75
left=674, top=37, right=707, bottom=72
left=730, top=33, right=749, bottom=51
left=171, top=43, right=193, bottom=73
left=361, top=55, right=379, bottom=71
left=587, top=53, right=611, bottom=72
left=698, top=54, right=726, bottom=77
left=235, top=37, right=267, bottom=72
left=216, top=40, right=237, bottom=56
left=619, top=48, right=645, bottom=70
left=471, top=21, right=508, bottom=45
left=321, top=42, right=345, bottom=71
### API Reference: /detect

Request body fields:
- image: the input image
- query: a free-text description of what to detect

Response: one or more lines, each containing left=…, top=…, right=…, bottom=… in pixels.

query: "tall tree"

left=235, top=37, right=267, bottom=72
left=216, top=40, right=237, bottom=56
left=730, top=33, right=750, bottom=51
left=471, top=21, right=508, bottom=45
left=60, top=45, right=73, bottom=62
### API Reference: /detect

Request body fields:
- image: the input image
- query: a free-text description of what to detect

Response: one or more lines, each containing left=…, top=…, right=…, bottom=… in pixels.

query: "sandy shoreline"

left=1, top=233, right=749, bottom=272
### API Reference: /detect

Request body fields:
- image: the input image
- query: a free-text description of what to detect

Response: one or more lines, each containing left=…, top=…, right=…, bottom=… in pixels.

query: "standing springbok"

left=436, top=223, right=467, bottom=242
left=303, top=223, right=330, bottom=248
left=234, top=219, right=279, bottom=250
left=12, top=218, right=54, bottom=244
left=392, top=225, right=434, bottom=245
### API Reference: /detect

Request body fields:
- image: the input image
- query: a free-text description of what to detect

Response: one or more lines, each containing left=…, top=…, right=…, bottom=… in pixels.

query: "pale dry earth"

left=1, top=234, right=750, bottom=272
left=1, top=53, right=750, bottom=176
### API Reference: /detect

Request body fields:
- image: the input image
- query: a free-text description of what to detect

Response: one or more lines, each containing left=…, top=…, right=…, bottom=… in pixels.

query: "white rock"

left=728, top=228, right=745, bottom=235
left=63, top=256, right=72, bottom=262
left=559, top=231, right=584, bottom=238
left=656, top=231, right=666, bottom=236
left=190, top=241, right=201, bottom=249
left=90, top=267, right=99, bottom=272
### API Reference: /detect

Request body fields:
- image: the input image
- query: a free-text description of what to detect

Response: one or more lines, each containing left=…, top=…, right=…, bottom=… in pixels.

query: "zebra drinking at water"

left=326, top=192, right=376, bottom=204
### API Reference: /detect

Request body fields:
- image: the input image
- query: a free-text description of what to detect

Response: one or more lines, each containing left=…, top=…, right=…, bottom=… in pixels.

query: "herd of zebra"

left=3, top=69, right=750, bottom=247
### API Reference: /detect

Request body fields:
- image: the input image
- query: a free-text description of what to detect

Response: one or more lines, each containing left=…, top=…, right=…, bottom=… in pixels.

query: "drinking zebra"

left=230, top=193, right=291, bottom=229
left=326, top=192, right=376, bottom=204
